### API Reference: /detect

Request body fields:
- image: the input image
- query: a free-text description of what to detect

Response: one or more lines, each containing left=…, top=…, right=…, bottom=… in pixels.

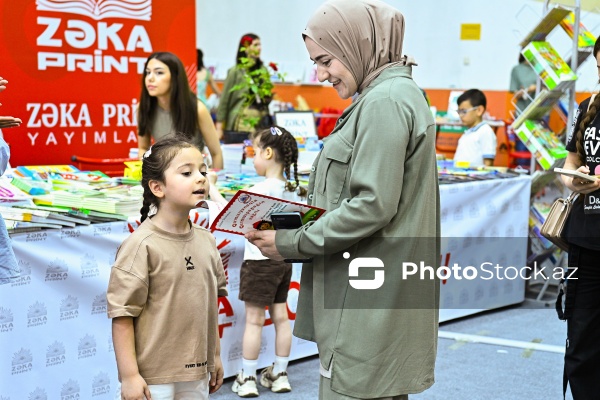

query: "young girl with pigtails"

left=560, top=36, right=600, bottom=399
left=228, top=126, right=306, bottom=397
left=107, top=136, right=227, bottom=400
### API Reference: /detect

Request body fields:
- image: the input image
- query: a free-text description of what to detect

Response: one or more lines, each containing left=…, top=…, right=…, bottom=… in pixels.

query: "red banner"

left=0, top=0, right=196, bottom=166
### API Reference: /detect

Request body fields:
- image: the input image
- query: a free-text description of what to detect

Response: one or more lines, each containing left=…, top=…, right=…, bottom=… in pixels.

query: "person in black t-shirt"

left=560, top=36, right=600, bottom=400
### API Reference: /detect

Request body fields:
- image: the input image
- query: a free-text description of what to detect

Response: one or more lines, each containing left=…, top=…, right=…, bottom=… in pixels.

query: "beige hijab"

left=303, top=0, right=414, bottom=94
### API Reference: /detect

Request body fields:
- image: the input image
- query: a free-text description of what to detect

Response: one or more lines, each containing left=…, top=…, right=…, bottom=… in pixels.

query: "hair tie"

left=270, top=127, right=282, bottom=136
left=143, top=147, right=152, bottom=159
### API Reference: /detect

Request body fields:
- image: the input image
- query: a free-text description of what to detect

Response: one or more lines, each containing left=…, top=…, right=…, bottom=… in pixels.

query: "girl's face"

left=154, top=147, right=209, bottom=211
left=145, top=58, right=171, bottom=98
left=252, top=139, right=271, bottom=177
left=247, top=39, right=262, bottom=59
left=305, top=36, right=357, bottom=100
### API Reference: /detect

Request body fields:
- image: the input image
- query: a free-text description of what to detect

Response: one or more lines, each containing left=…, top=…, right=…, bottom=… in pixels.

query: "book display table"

left=1, top=174, right=531, bottom=398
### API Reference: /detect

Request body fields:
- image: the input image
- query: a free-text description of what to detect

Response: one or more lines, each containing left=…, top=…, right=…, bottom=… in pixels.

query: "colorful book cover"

left=522, top=41, right=577, bottom=90
left=211, top=190, right=325, bottom=235
left=559, top=12, right=596, bottom=48
left=515, top=120, right=568, bottom=170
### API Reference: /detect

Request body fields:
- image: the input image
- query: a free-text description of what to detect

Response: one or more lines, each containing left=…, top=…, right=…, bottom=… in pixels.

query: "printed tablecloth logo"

left=108, top=335, right=114, bottom=353
left=60, top=379, right=80, bottom=400
left=0, top=307, right=14, bottom=333
left=80, top=254, right=100, bottom=278
left=45, top=258, right=69, bottom=281
left=91, top=294, right=107, bottom=315
left=46, top=341, right=66, bottom=367
left=25, top=231, right=47, bottom=242
left=12, top=259, right=32, bottom=287
left=60, top=228, right=81, bottom=240
left=227, top=340, right=242, bottom=362
left=93, top=225, right=112, bottom=236
left=92, top=372, right=111, bottom=396
left=12, top=348, right=33, bottom=375
left=27, top=301, right=48, bottom=328
left=78, top=334, right=97, bottom=359
left=28, top=388, right=47, bottom=400
left=60, top=295, right=80, bottom=321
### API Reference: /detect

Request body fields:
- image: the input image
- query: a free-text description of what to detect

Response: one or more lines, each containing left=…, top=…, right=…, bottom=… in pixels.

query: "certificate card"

left=210, top=190, right=325, bottom=235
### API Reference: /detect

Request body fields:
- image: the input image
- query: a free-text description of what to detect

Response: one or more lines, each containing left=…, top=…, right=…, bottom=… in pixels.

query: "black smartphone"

left=270, top=212, right=312, bottom=263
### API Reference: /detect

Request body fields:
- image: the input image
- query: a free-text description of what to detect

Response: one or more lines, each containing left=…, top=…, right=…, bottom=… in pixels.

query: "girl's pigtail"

left=140, top=190, right=154, bottom=223
left=293, top=160, right=307, bottom=198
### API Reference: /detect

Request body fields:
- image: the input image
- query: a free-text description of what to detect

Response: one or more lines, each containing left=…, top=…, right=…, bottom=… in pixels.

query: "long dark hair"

left=236, top=33, right=263, bottom=71
left=196, top=49, right=205, bottom=70
left=140, top=136, right=197, bottom=222
left=574, top=37, right=600, bottom=166
left=251, top=126, right=307, bottom=197
left=137, top=52, right=199, bottom=142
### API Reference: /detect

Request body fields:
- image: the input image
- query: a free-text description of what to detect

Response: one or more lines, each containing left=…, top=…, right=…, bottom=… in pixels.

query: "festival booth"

left=0, top=172, right=530, bottom=398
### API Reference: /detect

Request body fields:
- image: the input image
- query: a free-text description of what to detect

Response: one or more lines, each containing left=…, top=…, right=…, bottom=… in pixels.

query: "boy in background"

left=453, top=89, right=497, bottom=167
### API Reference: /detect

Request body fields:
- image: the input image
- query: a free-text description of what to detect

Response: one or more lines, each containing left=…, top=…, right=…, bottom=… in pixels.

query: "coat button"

left=311, top=166, right=316, bottom=172
left=308, top=194, right=313, bottom=200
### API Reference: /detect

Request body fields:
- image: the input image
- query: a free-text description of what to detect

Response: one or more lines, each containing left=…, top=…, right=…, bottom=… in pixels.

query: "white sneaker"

left=232, top=371, right=259, bottom=397
left=260, top=365, right=292, bottom=393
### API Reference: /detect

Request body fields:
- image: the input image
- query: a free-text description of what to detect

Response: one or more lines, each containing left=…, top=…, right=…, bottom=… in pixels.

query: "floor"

left=211, top=285, right=573, bottom=400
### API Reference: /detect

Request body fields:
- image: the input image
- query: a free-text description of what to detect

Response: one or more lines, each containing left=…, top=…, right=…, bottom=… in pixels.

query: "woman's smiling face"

left=304, top=36, right=357, bottom=100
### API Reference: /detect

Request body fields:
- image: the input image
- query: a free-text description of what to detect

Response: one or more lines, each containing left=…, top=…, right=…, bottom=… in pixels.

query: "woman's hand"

left=245, top=230, right=284, bottom=260
left=571, top=165, right=600, bottom=194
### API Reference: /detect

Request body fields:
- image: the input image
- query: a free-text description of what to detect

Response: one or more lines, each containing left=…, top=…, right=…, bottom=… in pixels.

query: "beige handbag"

left=540, top=192, right=578, bottom=251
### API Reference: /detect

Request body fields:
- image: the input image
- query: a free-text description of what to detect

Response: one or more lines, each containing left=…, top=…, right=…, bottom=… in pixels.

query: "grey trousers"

left=319, top=376, right=408, bottom=400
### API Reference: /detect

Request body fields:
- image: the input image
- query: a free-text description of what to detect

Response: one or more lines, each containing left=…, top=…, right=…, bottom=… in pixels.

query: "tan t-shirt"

left=107, top=218, right=227, bottom=385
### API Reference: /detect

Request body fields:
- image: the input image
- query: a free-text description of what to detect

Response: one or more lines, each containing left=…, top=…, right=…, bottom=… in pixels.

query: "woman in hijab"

left=247, top=1, right=440, bottom=399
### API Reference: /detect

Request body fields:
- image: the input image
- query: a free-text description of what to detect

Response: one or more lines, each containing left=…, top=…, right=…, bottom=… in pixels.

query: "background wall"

left=196, top=0, right=600, bottom=92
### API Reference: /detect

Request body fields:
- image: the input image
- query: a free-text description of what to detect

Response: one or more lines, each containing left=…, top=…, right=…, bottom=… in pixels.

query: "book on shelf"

left=522, top=41, right=577, bottom=91
left=511, top=89, right=565, bottom=129
left=559, top=11, right=596, bottom=48
left=211, top=190, right=325, bottom=235
left=514, top=120, right=568, bottom=170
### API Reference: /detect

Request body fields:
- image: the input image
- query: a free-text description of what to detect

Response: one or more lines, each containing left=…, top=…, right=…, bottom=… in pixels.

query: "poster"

left=0, top=0, right=197, bottom=166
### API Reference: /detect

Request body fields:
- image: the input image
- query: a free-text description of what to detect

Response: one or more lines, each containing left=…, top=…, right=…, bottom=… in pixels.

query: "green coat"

left=276, top=66, right=440, bottom=398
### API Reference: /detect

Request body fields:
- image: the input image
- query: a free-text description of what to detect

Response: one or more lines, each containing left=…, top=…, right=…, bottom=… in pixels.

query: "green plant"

left=230, top=53, right=285, bottom=129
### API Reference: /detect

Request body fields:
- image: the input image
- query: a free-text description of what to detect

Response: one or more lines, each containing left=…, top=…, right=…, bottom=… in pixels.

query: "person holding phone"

left=559, top=36, right=600, bottom=400
left=246, top=1, right=440, bottom=398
